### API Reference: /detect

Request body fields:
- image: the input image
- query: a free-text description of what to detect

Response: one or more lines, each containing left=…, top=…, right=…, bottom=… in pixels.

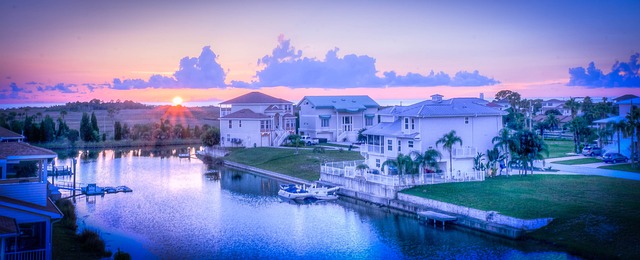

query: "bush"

left=55, top=199, right=77, bottom=230
left=78, top=229, right=110, bottom=257
left=114, top=248, right=131, bottom=260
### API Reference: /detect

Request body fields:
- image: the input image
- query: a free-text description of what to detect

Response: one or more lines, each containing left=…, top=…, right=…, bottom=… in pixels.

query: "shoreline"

left=35, top=139, right=203, bottom=150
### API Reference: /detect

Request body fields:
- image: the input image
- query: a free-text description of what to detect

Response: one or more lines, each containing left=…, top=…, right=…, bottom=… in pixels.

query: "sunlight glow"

left=172, top=96, right=183, bottom=106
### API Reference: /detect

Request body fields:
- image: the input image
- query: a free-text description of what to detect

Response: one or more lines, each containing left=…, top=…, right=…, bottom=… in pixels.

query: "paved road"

left=534, top=155, right=640, bottom=181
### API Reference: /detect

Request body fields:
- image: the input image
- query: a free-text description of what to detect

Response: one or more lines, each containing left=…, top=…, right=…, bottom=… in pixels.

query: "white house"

left=0, top=127, right=63, bottom=260
left=219, top=92, right=296, bottom=148
left=361, top=94, right=506, bottom=177
left=298, top=96, right=380, bottom=142
left=594, top=96, right=639, bottom=158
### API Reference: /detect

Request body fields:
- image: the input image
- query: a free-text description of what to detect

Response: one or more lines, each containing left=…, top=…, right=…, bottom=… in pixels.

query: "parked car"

left=602, top=153, right=628, bottom=164
left=582, top=146, right=603, bottom=156
left=300, top=136, right=319, bottom=146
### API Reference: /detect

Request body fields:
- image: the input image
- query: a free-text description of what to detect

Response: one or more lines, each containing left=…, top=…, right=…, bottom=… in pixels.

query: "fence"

left=4, top=248, right=46, bottom=260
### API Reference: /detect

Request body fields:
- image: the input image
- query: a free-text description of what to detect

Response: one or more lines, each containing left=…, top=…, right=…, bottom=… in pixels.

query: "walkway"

left=534, top=155, right=640, bottom=181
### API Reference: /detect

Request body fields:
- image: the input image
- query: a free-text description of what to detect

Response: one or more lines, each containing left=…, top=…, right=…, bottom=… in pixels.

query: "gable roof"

left=220, top=92, right=291, bottom=105
left=617, top=97, right=640, bottom=105
left=362, top=121, right=419, bottom=139
left=614, top=94, right=638, bottom=102
left=221, top=109, right=270, bottom=119
left=0, top=142, right=57, bottom=160
left=380, top=98, right=506, bottom=118
left=0, top=127, right=24, bottom=141
left=299, top=96, right=379, bottom=112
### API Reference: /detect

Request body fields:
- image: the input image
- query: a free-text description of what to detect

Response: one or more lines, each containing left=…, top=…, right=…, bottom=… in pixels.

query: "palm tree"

left=626, top=109, right=640, bottom=167
left=544, top=113, right=559, bottom=131
left=356, top=164, right=369, bottom=175
left=411, top=149, right=442, bottom=174
left=382, top=153, right=413, bottom=176
left=597, top=123, right=614, bottom=148
left=565, top=97, right=581, bottom=153
left=613, top=120, right=627, bottom=153
left=492, top=128, right=514, bottom=172
left=472, top=152, right=485, bottom=175
left=436, top=130, right=463, bottom=175
left=511, top=129, right=549, bottom=176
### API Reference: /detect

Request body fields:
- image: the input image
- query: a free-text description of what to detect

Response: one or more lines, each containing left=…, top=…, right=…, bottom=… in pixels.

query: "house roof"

left=617, top=97, right=640, bottom=105
left=299, top=96, right=379, bottom=112
left=221, top=109, right=270, bottom=119
left=0, top=196, right=63, bottom=219
left=0, top=216, right=19, bottom=238
left=593, top=115, right=627, bottom=124
left=0, top=142, right=57, bottom=160
left=220, top=92, right=291, bottom=105
left=380, top=98, right=506, bottom=118
left=362, top=121, right=419, bottom=139
left=0, top=127, right=24, bottom=140
left=614, top=94, right=638, bottom=102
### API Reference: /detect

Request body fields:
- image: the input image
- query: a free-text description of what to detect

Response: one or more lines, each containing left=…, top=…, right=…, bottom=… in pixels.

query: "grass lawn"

left=544, top=139, right=575, bottom=158
left=224, top=147, right=364, bottom=181
left=599, top=163, right=640, bottom=173
left=401, top=175, right=640, bottom=259
left=551, top=157, right=601, bottom=165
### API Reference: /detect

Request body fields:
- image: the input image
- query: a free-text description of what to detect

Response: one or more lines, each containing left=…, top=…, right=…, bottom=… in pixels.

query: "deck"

left=417, top=211, right=457, bottom=229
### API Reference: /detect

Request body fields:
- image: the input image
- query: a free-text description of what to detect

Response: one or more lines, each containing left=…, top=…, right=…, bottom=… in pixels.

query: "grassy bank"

left=53, top=199, right=112, bottom=259
left=599, top=163, right=640, bottom=173
left=551, top=157, right=601, bottom=165
left=224, top=147, right=364, bottom=181
left=401, top=175, right=640, bottom=259
left=35, top=138, right=202, bottom=150
left=544, top=139, right=575, bottom=158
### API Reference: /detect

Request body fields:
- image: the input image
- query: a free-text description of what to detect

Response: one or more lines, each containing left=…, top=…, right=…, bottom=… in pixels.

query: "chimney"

left=480, top=93, right=485, bottom=100
left=431, top=94, right=443, bottom=103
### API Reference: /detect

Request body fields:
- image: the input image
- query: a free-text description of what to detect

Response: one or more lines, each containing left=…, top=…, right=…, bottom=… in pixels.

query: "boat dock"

left=417, top=211, right=457, bottom=229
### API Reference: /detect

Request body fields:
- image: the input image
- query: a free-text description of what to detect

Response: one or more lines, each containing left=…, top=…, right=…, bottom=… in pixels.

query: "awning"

left=319, top=115, right=332, bottom=119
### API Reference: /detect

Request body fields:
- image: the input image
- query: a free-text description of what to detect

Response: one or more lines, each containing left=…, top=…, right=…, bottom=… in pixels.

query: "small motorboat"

left=81, top=184, right=104, bottom=196
left=116, top=186, right=133, bottom=193
left=278, top=184, right=311, bottom=200
left=278, top=184, right=339, bottom=201
left=104, top=186, right=117, bottom=193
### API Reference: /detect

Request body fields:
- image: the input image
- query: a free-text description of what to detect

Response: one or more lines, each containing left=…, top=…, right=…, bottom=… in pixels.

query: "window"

left=404, top=118, right=409, bottom=129
left=398, top=140, right=401, bottom=152
left=228, top=120, right=232, bottom=129
left=321, top=118, right=329, bottom=127
left=408, top=141, right=414, bottom=148
left=227, top=134, right=230, bottom=142
left=376, top=159, right=381, bottom=168
left=388, top=140, right=393, bottom=151
left=239, top=120, right=242, bottom=127
left=411, top=118, right=415, bottom=130
left=365, top=117, right=373, bottom=126
left=465, top=117, right=469, bottom=124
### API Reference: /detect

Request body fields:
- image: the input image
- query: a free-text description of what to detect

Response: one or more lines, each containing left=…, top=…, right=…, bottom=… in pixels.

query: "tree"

left=90, top=112, right=99, bottom=135
left=510, top=129, right=548, bottom=176
left=626, top=108, right=640, bottom=168
left=382, top=153, right=414, bottom=175
left=41, top=115, right=56, bottom=142
left=411, top=149, right=442, bottom=174
left=472, top=152, right=486, bottom=175
left=67, top=129, right=79, bottom=144
left=114, top=121, right=123, bottom=141
left=493, top=128, right=513, bottom=165
left=613, top=120, right=627, bottom=153
left=357, top=128, right=367, bottom=143
left=544, top=114, right=559, bottom=131
left=565, top=98, right=581, bottom=153
left=436, top=130, right=463, bottom=175
left=597, top=123, right=614, bottom=148
left=200, top=127, right=220, bottom=147
left=80, top=112, right=93, bottom=142
left=495, top=90, right=522, bottom=111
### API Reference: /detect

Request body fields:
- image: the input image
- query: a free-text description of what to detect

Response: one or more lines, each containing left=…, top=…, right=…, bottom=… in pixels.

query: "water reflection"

left=51, top=147, right=577, bottom=259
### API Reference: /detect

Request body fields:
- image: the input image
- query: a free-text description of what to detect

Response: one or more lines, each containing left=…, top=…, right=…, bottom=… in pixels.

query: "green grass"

left=401, top=175, right=640, bottom=259
left=599, top=163, right=640, bottom=173
left=224, top=147, right=364, bottom=181
left=551, top=157, right=601, bottom=165
left=544, top=139, right=575, bottom=158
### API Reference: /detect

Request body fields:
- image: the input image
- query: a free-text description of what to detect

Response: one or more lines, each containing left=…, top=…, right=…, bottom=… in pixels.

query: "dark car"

left=602, top=153, right=628, bottom=164
left=582, top=146, right=603, bottom=156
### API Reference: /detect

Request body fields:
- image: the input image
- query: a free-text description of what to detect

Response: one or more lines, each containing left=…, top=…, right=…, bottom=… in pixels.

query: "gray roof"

left=362, top=121, right=419, bottom=139
left=221, top=92, right=291, bottom=105
left=221, top=109, right=270, bottom=119
left=379, top=98, right=506, bottom=118
left=299, top=96, right=379, bottom=112
left=617, top=97, right=640, bottom=105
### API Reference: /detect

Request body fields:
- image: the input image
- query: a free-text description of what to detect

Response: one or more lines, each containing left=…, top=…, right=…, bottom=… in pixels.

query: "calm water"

left=52, top=147, right=577, bottom=259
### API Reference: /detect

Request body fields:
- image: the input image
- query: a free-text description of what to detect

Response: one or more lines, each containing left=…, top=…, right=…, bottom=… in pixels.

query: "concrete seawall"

left=222, top=160, right=551, bottom=239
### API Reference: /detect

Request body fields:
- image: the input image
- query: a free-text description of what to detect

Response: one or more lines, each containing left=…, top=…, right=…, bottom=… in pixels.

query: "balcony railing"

left=4, top=248, right=46, bottom=260
left=453, top=146, right=477, bottom=158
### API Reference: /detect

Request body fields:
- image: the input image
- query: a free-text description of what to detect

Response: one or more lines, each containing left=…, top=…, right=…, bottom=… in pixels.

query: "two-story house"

left=594, top=96, right=639, bottom=157
left=361, top=94, right=506, bottom=176
left=219, top=92, right=296, bottom=147
left=0, top=127, right=62, bottom=260
left=297, top=96, right=380, bottom=143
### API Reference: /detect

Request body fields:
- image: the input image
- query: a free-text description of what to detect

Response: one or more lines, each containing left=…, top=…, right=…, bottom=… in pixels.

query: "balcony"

left=453, top=146, right=477, bottom=158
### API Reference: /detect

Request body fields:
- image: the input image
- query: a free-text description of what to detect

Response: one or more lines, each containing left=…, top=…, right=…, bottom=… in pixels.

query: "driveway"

left=535, top=156, right=640, bottom=181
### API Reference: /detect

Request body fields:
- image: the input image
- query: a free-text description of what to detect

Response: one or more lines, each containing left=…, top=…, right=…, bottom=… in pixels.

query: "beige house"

left=297, top=96, right=379, bottom=142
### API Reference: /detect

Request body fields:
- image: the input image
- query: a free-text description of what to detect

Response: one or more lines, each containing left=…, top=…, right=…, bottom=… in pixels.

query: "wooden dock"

left=418, top=211, right=457, bottom=229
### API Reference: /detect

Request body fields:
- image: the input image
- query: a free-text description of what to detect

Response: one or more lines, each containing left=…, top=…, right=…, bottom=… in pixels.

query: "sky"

left=1, top=0, right=639, bottom=106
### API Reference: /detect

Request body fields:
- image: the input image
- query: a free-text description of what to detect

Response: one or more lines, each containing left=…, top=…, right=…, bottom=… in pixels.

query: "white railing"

left=321, top=160, right=485, bottom=186
left=273, top=130, right=288, bottom=146
left=453, top=146, right=477, bottom=158
left=4, top=248, right=46, bottom=260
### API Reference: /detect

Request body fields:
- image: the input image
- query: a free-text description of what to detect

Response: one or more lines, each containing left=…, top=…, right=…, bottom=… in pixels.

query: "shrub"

left=78, top=229, right=110, bottom=257
left=55, top=199, right=77, bottom=230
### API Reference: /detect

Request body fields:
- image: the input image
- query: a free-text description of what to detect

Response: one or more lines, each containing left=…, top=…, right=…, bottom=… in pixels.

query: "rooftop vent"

left=431, top=94, right=443, bottom=103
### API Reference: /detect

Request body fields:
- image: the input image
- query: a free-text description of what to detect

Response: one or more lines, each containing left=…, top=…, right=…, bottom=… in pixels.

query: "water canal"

left=52, top=147, right=577, bottom=259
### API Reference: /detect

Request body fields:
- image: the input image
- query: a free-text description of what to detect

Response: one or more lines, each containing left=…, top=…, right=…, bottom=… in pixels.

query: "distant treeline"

left=47, top=99, right=152, bottom=112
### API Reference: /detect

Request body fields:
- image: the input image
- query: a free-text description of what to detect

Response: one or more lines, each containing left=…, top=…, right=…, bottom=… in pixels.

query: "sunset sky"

left=1, top=0, right=639, bottom=106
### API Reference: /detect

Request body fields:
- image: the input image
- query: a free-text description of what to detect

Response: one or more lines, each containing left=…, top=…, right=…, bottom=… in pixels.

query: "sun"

left=172, top=96, right=183, bottom=106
